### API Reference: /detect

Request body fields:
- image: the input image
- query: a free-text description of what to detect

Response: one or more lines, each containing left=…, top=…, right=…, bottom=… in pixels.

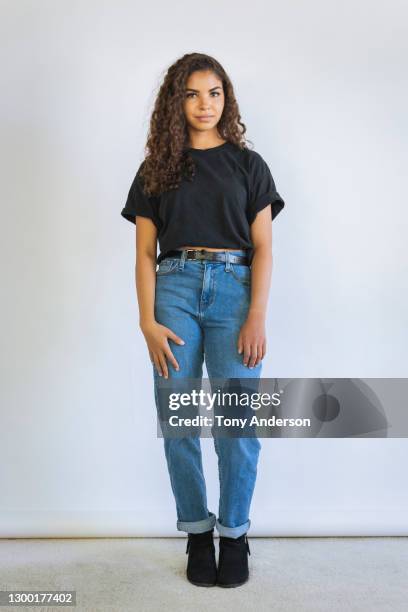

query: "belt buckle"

left=185, top=249, right=197, bottom=260
left=186, top=248, right=205, bottom=260
left=196, top=249, right=207, bottom=260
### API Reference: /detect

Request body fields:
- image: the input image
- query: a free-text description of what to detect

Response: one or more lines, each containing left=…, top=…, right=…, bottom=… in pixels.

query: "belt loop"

left=179, top=249, right=187, bottom=270
left=225, top=250, right=231, bottom=271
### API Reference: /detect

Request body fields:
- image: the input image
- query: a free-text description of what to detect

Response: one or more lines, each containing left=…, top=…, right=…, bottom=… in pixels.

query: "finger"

left=243, top=343, right=251, bottom=366
left=237, top=334, right=243, bottom=354
left=168, top=330, right=185, bottom=346
left=153, top=354, right=162, bottom=376
left=158, top=352, right=168, bottom=379
left=254, top=344, right=263, bottom=367
left=165, top=348, right=180, bottom=372
left=248, top=345, right=258, bottom=368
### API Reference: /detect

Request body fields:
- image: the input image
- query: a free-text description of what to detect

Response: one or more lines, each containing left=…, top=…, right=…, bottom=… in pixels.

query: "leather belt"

left=164, top=249, right=250, bottom=265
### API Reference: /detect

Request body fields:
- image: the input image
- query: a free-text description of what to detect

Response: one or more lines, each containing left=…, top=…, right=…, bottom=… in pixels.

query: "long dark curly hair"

left=139, top=52, right=252, bottom=196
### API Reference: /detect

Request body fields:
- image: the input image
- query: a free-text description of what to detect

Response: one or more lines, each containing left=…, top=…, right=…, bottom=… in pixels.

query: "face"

left=183, top=70, right=225, bottom=135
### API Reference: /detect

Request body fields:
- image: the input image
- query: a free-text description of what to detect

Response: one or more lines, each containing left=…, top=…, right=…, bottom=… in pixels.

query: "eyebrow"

left=185, top=86, right=222, bottom=93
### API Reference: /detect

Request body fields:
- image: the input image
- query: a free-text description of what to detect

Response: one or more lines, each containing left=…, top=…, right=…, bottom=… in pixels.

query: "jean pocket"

left=229, top=263, right=251, bottom=286
left=156, top=258, right=180, bottom=276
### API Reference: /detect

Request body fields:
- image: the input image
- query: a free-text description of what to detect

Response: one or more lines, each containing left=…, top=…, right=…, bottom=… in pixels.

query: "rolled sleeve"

left=121, top=162, right=160, bottom=228
left=247, top=153, right=285, bottom=225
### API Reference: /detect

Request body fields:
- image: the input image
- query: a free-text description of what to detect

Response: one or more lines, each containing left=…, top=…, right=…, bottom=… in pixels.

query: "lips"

left=196, top=115, right=214, bottom=119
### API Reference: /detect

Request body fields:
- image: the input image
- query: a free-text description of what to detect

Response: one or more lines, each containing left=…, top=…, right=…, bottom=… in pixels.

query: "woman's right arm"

left=135, top=216, right=158, bottom=327
left=135, top=216, right=185, bottom=378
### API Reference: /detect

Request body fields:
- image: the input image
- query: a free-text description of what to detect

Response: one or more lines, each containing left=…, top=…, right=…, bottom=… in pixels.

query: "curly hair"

left=139, top=52, right=252, bottom=197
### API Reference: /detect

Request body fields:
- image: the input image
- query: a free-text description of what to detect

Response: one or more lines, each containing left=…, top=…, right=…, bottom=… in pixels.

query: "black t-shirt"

left=121, top=141, right=285, bottom=264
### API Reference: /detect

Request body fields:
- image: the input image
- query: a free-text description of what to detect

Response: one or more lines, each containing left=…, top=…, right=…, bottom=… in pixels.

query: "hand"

left=237, top=313, right=266, bottom=368
left=141, top=321, right=185, bottom=378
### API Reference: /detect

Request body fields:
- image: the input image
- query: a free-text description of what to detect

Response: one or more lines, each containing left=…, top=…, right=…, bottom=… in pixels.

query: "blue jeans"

left=153, top=249, right=262, bottom=538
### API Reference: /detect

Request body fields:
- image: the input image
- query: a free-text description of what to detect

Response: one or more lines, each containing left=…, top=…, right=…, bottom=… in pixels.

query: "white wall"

left=1, top=0, right=407, bottom=537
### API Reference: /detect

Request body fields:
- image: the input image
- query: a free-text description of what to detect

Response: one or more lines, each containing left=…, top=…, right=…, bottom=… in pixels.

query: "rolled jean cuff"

left=177, top=511, right=216, bottom=534
left=216, top=518, right=251, bottom=538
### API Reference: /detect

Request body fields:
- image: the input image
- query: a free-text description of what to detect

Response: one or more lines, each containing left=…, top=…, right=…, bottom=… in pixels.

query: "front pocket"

left=156, top=258, right=180, bottom=276
left=229, top=263, right=251, bottom=285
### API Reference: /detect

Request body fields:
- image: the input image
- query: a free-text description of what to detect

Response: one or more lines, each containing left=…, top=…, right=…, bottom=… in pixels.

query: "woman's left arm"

left=237, top=205, right=273, bottom=368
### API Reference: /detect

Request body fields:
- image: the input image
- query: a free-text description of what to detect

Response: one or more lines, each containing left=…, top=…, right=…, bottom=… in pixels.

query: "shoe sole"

left=187, top=577, right=217, bottom=587
left=217, top=577, right=249, bottom=588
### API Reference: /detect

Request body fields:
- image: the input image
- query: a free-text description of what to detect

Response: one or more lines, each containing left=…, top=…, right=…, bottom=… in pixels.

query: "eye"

left=185, top=91, right=222, bottom=98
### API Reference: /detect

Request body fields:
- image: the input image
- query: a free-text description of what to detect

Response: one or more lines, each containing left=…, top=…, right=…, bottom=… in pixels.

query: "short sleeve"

left=121, top=162, right=160, bottom=228
left=247, top=152, right=285, bottom=225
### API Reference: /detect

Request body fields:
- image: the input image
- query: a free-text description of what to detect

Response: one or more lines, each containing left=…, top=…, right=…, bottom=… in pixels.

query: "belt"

left=164, top=249, right=250, bottom=265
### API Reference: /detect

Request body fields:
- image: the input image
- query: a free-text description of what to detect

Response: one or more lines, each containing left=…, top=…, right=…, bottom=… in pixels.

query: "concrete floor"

left=0, top=537, right=407, bottom=611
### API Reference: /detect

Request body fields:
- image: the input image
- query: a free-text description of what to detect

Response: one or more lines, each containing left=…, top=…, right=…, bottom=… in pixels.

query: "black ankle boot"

left=185, top=528, right=217, bottom=587
left=217, top=533, right=251, bottom=587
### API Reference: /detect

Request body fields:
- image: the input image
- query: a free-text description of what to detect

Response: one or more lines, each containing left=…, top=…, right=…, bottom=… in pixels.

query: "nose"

left=199, top=97, right=211, bottom=110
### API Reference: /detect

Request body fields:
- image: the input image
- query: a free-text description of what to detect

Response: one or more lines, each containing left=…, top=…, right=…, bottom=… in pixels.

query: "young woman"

left=121, top=52, right=285, bottom=588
